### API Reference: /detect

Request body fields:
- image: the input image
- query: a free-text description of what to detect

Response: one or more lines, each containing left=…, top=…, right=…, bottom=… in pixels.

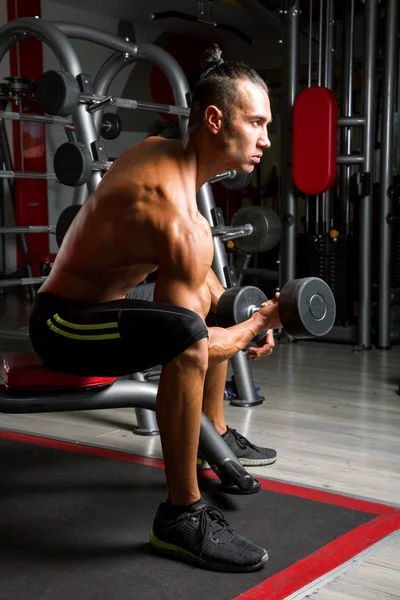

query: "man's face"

left=216, top=80, right=272, bottom=173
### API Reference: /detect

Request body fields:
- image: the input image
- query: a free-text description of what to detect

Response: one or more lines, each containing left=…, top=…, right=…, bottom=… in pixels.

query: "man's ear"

left=204, top=105, right=223, bottom=134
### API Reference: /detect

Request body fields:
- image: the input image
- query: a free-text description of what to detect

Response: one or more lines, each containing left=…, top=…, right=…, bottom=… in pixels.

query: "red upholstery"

left=292, top=86, right=338, bottom=195
left=2, top=353, right=117, bottom=391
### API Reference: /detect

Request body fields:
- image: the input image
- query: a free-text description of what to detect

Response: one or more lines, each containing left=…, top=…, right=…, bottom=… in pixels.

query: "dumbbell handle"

left=247, top=304, right=260, bottom=318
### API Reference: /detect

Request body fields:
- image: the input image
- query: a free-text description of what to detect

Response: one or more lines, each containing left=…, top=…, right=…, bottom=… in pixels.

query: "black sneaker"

left=198, top=427, right=277, bottom=470
left=150, top=499, right=268, bottom=572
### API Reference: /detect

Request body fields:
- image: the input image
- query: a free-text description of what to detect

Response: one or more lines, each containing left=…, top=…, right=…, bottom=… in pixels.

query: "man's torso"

left=40, top=137, right=214, bottom=317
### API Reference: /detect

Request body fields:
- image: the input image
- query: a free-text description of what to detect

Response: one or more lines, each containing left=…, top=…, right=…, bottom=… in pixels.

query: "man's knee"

left=175, top=336, right=209, bottom=372
left=168, top=309, right=208, bottom=368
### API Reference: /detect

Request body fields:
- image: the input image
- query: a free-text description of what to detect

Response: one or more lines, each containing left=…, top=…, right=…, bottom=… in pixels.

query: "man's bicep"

left=206, top=268, right=226, bottom=312
left=154, top=233, right=210, bottom=315
left=154, top=272, right=200, bottom=311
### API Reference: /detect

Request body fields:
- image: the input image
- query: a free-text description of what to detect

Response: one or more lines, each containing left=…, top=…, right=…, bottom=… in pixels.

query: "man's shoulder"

left=122, top=136, right=180, bottom=165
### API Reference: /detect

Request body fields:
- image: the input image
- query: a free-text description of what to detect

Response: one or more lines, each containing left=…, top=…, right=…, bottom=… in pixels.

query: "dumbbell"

left=216, top=277, right=336, bottom=340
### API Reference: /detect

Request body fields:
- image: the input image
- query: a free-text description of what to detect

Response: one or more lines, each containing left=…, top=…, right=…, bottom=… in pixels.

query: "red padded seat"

left=2, top=353, right=117, bottom=392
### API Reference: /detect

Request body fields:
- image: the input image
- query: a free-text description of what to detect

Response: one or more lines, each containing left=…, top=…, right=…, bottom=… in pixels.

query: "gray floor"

left=0, top=290, right=399, bottom=599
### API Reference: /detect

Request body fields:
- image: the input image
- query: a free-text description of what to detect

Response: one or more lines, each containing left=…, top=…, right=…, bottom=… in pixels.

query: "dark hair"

left=188, top=43, right=269, bottom=133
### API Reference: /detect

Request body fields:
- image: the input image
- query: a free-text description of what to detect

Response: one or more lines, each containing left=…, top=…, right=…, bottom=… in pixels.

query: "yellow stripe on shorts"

left=53, top=313, right=118, bottom=330
left=47, top=319, right=120, bottom=340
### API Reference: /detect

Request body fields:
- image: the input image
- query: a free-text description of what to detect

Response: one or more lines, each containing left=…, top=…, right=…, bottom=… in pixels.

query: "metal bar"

left=208, top=170, right=237, bottom=184
left=397, top=39, right=400, bottom=175
left=377, top=0, right=399, bottom=349
left=129, top=373, right=159, bottom=436
left=339, top=0, right=355, bottom=234
left=0, top=276, right=47, bottom=288
left=93, top=51, right=135, bottom=134
left=81, top=93, right=190, bottom=117
left=318, top=0, right=324, bottom=86
left=212, top=224, right=253, bottom=242
left=0, top=107, right=35, bottom=296
left=0, top=158, right=112, bottom=181
left=0, top=170, right=58, bottom=180
left=280, top=0, right=300, bottom=287
left=315, top=195, right=320, bottom=234
left=0, top=329, right=31, bottom=353
left=338, top=117, right=366, bottom=126
left=0, top=110, right=119, bottom=137
left=0, top=110, right=71, bottom=126
left=358, top=0, right=379, bottom=349
left=84, top=51, right=137, bottom=208
left=337, top=155, right=365, bottom=165
left=322, top=0, right=335, bottom=231
left=0, top=226, right=54, bottom=234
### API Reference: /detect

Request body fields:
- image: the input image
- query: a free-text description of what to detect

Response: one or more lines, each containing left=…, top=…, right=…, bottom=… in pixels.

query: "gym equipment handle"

left=81, top=93, right=190, bottom=117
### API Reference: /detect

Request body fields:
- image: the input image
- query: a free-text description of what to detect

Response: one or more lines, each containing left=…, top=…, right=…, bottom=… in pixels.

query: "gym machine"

left=279, top=0, right=398, bottom=350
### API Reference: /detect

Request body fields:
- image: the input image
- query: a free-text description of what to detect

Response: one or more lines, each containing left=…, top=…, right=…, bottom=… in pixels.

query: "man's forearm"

left=208, top=312, right=267, bottom=365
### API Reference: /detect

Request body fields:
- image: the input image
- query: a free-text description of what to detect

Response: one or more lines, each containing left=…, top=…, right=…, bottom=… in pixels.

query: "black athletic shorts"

left=28, top=282, right=209, bottom=377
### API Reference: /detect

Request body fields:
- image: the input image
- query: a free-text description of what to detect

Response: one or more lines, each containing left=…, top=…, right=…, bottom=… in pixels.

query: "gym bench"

left=0, top=352, right=261, bottom=495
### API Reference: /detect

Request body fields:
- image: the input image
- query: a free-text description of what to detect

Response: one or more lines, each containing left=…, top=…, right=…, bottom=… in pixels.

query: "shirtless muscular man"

left=29, top=44, right=282, bottom=572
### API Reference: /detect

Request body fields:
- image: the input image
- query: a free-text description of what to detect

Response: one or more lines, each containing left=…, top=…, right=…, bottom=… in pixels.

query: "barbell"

left=208, top=169, right=253, bottom=191
left=216, top=278, right=336, bottom=340
left=37, top=70, right=191, bottom=118
left=0, top=110, right=122, bottom=141
left=230, top=206, right=282, bottom=253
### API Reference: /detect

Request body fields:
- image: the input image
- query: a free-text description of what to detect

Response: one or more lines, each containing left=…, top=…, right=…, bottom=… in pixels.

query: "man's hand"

left=248, top=329, right=275, bottom=361
left=257, top=292, right=282, bottom=331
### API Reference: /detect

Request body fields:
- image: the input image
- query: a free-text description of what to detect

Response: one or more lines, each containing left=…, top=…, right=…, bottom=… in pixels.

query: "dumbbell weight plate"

left=101, top=113, right=122, bottom=140
left=55, top=205, right=82, bottom=248
left=279, top=277, right=336, bottom=339
left=54, top=142, right=93, bottom=187
left=216, top=286, right=268, bottom=342
left=37, top=70, right=81, bottom=117
left=222, top=171, right=252, bottom=191
left=231, top=206, right=282, bottom=253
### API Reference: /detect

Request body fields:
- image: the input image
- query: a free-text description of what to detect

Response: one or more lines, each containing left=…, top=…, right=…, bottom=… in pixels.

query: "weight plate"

left=222, top=171, right=252, bottom=190
left=54, top=142, right=93, bottom=187
left=55, top=205, right=82, bottom=248
left=279, top=277, right=336, bottom=339
left=216, top=286, right=268, bottom=329
left=231, top=206, right=282, bottom=253
left=101, top=113, right=122, bottom=140
left=37, top=70, right=80, bottom=117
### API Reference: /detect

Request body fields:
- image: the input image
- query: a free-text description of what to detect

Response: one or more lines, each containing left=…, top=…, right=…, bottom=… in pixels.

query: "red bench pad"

left=2, top=353, right=117, bottom=391
left=292, top=86, right=338, bottom=195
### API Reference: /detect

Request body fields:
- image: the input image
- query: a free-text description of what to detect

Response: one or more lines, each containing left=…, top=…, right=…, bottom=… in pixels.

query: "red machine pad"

left=292, top=86, right=338, bottom=195
left=2, top=353, right=117, bottom=391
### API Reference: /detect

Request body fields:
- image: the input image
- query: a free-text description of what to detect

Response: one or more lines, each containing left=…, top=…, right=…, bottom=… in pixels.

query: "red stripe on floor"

left=236, top=513, right=400, bottom=600
left=1, top=428, right=399, bottom=600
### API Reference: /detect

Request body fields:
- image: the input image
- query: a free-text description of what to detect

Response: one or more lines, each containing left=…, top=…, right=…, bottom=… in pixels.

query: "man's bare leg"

left=202, top=359, right=228, bottom=435
left=151, top=330, right=269, bottom=572
left=156, top=338, right=208, bottom=505
left=202, top=353, right=278, bottom=468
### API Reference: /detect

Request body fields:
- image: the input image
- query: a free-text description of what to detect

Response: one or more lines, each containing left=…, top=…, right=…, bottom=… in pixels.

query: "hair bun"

left=201, top=43, right=224, bottom=70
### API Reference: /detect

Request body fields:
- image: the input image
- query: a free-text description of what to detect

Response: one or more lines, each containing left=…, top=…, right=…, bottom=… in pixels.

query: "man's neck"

left=181, top=134, right=226, bottom=190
